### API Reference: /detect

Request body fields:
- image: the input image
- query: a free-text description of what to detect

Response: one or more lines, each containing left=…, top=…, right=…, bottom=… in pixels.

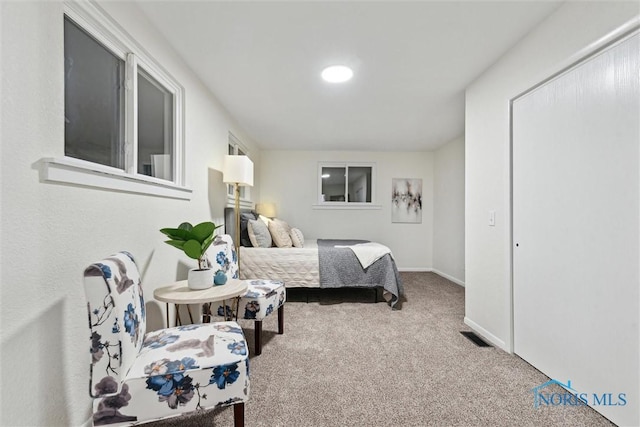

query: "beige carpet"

left=151, top=272, right=613, bottom=426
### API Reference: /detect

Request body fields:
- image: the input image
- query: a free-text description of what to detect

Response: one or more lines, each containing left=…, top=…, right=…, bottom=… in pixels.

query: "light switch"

left=488, top=210, right=496, bottom=226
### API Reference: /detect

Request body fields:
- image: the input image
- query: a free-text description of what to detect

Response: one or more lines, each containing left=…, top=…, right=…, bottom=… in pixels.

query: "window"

left=44, top=2, right=189, bottom=200
left=64, top=16, right=125, bottom=169
left=228, top=132, right=251, bottom=204
left=137, top=68, right=174, bottom=181
left=317, top=162, right=376, bottom=206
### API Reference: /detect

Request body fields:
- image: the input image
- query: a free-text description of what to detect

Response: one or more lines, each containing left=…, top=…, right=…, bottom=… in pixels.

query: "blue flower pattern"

left=227, top=341, right=247, bottom=356
left=99, top=264, right=112, bottom=279
left=210, top=363, right=240, bottom=389
left=85, top=252, right=249, bottom=426
left=215, top=251, right=227, bottom=267
left=244, top=301, right=259, bottom=319
left=123, top=303, right=139, bottom=342
left=215, top=251, right=232, bottom=276
left=210, top=235, right=239, bottom=280
left=145, top=357, right=199, bottom=408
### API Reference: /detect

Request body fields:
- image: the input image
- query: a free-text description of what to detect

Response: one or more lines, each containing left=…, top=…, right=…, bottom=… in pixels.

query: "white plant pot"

left=187, top=268, right=214, bottom=290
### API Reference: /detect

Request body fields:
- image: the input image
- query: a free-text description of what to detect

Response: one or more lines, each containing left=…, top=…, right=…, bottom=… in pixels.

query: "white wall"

left=465, top=0, right=639, bottom=350
left=259, top=150, right=434, bottom=270
left=0, top=1, right=260, bottom=425
left=433, top=136, right=465, bottom=285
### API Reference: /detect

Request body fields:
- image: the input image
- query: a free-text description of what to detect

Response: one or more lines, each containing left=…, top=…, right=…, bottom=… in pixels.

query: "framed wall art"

left=391, top=178, right=422, bottom=223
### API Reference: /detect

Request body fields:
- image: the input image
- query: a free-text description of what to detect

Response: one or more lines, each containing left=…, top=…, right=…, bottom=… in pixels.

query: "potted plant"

left=160, top=221, right=223, bottom=290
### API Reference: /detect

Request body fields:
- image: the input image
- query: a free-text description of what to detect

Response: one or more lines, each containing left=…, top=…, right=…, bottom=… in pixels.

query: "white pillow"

left=248, top=219, right=272, bottom=248
left=258, top=214, right=272, bottom=227
left=290, top=228, right=304, bottom=248
left=269, top=219, right=293, bottom=248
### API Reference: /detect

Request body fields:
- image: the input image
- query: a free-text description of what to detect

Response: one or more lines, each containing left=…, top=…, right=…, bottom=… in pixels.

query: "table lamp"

left=256, top=202, right=276, bottom=218
left=222, top=155, right=254, bottom=256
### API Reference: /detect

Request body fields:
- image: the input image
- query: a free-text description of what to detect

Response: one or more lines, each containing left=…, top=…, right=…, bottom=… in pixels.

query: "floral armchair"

left=83, top=251, right=249, bottom=426
left=208, top=234, right=286, bottom=355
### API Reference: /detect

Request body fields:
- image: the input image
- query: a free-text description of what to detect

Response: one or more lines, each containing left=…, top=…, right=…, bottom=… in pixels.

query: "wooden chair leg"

left=254, top=320, right=262, bottom=356
left=233, top=402, right=244, bottom=427
left=278, top=305, right=284, bottom=334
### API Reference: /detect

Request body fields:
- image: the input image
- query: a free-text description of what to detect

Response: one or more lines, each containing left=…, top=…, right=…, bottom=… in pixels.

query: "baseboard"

left=431, top=269, right=465, bottom=287
left=397, top=267, right=432, bottom=272
left=464, top=317, right=507, bottom=351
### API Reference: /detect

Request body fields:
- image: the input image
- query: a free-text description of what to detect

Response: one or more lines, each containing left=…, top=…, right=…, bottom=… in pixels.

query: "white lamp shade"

left=223, top=155, right=254, bottom=186
left=256, top=202, right=276, bottom=218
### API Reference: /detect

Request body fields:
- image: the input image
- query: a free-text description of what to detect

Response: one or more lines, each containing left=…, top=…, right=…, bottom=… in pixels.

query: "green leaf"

left=183, top=239, right=203, bottom=260
left=178, top=222, right=193, bottom=231
left=201, top=234, right=215, bottom=254
left=164, top=240, right=186, bottom=250
left=191, top=222, right=215, bottom=243
left=160, top=227, right=194, bottom=241
left=159, top=227, right=175, bottom=237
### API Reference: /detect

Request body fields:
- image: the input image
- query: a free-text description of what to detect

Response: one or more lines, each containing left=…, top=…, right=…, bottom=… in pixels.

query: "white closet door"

left=513, top=32, right=639, bottom=426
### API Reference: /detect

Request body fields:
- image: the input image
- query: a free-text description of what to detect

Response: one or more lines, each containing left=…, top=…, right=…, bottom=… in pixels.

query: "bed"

left=224, top=208, right=404, bottom=308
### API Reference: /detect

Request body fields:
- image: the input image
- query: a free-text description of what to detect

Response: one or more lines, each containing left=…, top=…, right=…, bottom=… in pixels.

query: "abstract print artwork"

left=391, top=178, right=422, bottom=223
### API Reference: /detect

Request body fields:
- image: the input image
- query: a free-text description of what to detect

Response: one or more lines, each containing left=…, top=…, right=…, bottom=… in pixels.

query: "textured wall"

left=0, top=1, right=259, bottom=425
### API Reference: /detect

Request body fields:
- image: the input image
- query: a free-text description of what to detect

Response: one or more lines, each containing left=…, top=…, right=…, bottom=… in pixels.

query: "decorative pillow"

left=258, top=214, right=272, bottom=227
left=248, top=219, right=272, bottom=248
left=268, top=219, right=293, bottom=248
left=240, top=211, right=258, bottom=247
left=290, top=228, right=304, bottom=248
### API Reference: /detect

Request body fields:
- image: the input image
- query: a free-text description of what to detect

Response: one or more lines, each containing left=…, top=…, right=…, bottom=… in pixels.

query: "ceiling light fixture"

left=321, top=65, right=353, bottom=83
left=321, top=173, right=330, bottom=178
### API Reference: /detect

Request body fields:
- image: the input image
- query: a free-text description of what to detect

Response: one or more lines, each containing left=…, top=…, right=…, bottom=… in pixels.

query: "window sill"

left=39, top=157, right=192, bottom=200
left=312, top=203, right=382, bottom=210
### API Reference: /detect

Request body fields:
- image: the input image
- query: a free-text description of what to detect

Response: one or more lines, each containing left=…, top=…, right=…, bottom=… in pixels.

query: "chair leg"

left=278, top=305, right=284, bottom=334
left=254, top=320, right=263, bottom=355
left=233, top=402, right=244, bottom=427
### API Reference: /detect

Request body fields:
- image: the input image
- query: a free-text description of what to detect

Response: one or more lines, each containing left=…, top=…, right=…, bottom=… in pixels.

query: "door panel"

left=512, top=32, right=639, bottom=426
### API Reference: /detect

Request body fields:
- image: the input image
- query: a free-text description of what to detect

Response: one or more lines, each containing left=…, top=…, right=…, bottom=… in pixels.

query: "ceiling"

left=136, top=1, right=562, bottom=152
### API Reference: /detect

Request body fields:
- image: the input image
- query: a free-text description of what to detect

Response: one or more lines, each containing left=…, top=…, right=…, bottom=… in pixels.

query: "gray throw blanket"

left=317, top=239, right=404, bottom=308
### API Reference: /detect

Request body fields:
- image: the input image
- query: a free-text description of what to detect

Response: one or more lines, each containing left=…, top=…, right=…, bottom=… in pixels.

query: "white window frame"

left=227, top=132, right=253, bottom=208
left=41, top=1, right=190, bottom=200
left=314, top=161, right=381, bottom=210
